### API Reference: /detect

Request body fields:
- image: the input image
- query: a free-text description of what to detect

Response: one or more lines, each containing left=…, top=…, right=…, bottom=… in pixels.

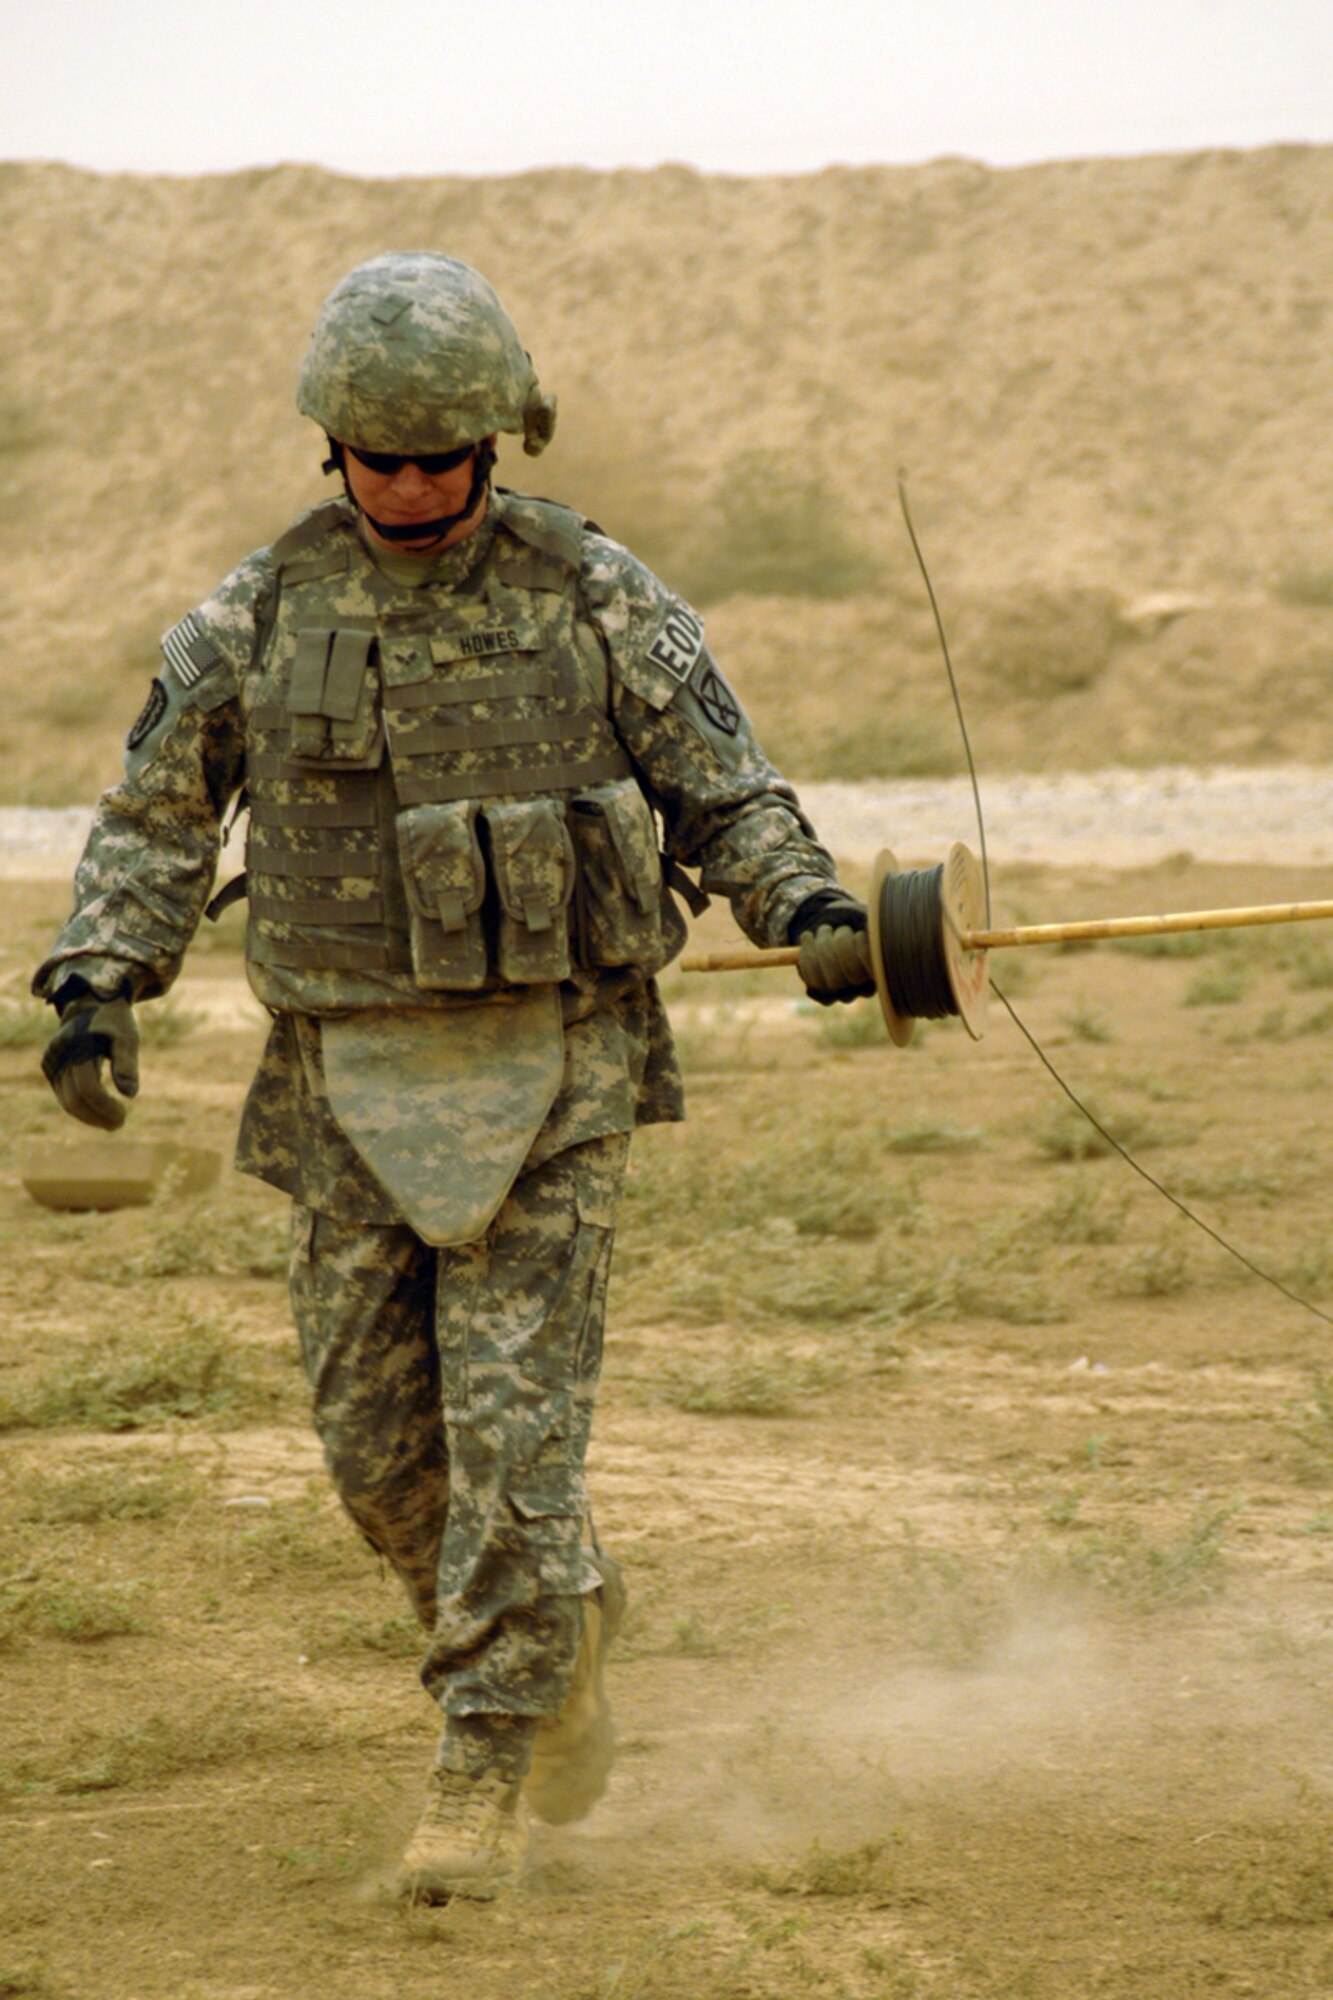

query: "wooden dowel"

left=681, top=945, right=802, bottom=972
left=962, top=898, right=1333, bottom=950
left=680, top=898, right=1333, bottom=973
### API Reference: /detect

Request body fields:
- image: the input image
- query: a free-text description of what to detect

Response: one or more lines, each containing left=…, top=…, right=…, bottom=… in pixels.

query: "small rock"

left=1121, top=591, right=1209, bottom=635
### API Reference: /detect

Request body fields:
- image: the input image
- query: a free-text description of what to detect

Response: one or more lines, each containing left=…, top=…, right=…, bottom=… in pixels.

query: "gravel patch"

left=803, top=767, right=1333, bottom=869
left=3, top=767, right=1333, bottom=880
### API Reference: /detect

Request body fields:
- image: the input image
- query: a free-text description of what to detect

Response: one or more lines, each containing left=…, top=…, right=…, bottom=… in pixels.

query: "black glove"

left=787, top=889, right=877, bottom=1007
left=41, top=981, right=140, bottom=1130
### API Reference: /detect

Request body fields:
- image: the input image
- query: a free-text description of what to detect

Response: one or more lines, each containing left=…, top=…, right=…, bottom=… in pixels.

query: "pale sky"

left=7, top=0, right=1331, bottom=178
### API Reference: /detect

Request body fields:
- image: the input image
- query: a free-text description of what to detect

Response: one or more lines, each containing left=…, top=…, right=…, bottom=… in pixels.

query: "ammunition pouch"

left=570, top=777, right=666, bottom=969
left=487, top=798, right=576, bottom=984
left=397, top=801, right=489, bottom=989
left=285, top=626, right=381, bottom=766
left=244, top=497, right=683, bottom=997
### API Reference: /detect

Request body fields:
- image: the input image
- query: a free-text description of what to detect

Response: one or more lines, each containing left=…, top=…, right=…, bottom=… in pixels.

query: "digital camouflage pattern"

left=289, top=1131, right=628, bottom=1720
left=238, top=493, right=654, bottom=1006
left=321, top=993, right=565, bottom=1247
left=234, top=979, right=678, bottom=1225
left=296, top=252, right=558, bottom=456
left=33, top=489, right=841, bottom=1132
left=33, top=441, right=846, bottom=1741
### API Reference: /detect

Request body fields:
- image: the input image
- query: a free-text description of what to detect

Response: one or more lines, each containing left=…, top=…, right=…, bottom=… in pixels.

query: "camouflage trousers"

left=288, top=1129, right=629, bottom=1728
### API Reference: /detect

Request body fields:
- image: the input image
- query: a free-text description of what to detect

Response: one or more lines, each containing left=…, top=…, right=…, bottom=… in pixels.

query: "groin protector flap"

left=321, top=991, right=564, bottom=1246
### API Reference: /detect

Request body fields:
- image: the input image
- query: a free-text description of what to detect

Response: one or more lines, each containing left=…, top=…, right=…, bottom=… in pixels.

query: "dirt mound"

left=0, top=147, right=1330, bottom=800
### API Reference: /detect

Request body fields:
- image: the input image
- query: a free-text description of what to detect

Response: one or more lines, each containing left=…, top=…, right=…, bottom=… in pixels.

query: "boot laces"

left=421, top=1770, right=515, bottom=1840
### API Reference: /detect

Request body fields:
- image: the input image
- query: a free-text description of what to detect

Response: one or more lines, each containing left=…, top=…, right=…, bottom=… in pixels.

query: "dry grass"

left=0, top=1315, right=294, bottom=1433
left=0, top=1694, right=334, bottom=1800
left=11, top=1461, right=199, bottom=1523
left=668, top=452, right=880, bottom=606
left=100, top=1191, right=290, bottom=1283
left=655, top=1342, right=849, bottom=1417
left=4, top=864, right=1333, bottom=1997
left=0, top=1577, right=149, bottom=1649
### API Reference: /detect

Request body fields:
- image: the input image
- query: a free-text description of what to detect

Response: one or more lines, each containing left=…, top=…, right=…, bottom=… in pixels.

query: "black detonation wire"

left=992, top=988, right=1333, bottom=1328
left=895, top=474, right=1333, bottom=1331
left=880, top=864, right=956, bottom=1019
left=897, top=471, right=990, bottom=928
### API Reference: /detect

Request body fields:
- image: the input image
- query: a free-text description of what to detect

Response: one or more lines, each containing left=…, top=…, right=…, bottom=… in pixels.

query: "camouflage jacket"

left=34, top=488, right=841, bottom=1220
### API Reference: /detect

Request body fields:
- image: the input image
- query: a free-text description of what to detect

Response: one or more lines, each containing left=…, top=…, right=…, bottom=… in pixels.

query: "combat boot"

left=398, top=1768, right=528, bottom=1903
left=524, top=1550, right=627, bottom=1824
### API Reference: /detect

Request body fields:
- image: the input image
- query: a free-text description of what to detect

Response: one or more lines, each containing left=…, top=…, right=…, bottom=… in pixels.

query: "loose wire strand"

left=992, top=985, right=1333, bottom=1328
left=896, top=474, right=1333, bottom=1330
left=897, top=472, right=991, bottom=926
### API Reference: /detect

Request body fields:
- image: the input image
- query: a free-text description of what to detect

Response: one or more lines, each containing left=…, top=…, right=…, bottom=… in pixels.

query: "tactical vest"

left=242, top=493, right=679, bottom=1010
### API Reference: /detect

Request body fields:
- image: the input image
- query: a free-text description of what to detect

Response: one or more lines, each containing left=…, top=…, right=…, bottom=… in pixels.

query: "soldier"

left=33, top=252, right=877, bottom=1902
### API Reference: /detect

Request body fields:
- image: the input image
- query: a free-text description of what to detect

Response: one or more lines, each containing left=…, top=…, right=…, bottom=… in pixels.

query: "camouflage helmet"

left=296, top=251, right=557, bottom=456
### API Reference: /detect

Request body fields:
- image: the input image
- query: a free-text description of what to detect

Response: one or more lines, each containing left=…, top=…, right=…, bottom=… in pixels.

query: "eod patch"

left=646, top=599, right=705, bottom=684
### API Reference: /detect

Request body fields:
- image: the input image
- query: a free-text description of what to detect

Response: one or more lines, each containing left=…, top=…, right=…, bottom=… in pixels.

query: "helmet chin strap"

left=324, top=439, right=496, bottom=549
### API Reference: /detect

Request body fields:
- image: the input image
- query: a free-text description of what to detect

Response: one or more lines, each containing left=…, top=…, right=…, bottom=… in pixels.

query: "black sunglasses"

left=347, top=442, right=476, bottom=477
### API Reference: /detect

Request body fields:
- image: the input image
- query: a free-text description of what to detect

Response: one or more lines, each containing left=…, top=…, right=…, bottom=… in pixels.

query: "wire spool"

left=866, top=843, right=989, bottom=1044
left=940, top=841, right=989, bottom=1039
left=865, top=847, right=915, bottom=1047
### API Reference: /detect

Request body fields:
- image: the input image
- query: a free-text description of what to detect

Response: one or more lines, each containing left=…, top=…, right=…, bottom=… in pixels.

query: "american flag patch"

left=160, top=612, right=222, bottom=689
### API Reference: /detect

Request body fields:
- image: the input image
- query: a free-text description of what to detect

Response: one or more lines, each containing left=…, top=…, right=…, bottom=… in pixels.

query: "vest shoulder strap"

left=494, top=490, right=588, bottom=570
left=270, top=499, right=354, bottom=569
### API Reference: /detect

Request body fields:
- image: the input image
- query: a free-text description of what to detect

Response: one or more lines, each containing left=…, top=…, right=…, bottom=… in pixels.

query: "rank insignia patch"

left=126, top=677, right=168, bottom=750
left=160, top=611, right=222, bottom=689
left=646, top=600, right=705, bottom=684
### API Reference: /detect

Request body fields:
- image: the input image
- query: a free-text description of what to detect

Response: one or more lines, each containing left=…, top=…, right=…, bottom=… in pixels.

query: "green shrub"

left=0, top=1578, right=147, bottom=1647
left=1184, top=967, right=1250, bottom=1006
left=0, top=1315, right=281, bottom=1432
left=1274, top=565, right=1333, bottom=608
left=673, top=452, right=880, bottom=604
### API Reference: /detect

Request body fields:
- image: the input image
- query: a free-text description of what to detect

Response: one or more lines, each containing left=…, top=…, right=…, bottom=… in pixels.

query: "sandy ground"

left=5, top=818, right=1333, bottom=1997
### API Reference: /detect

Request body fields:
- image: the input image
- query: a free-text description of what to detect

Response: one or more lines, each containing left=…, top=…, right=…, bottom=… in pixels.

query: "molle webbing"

left=393, top=750, right=631, bottom=806
left=245, top=843, right=379, bottom=878
left=245, top=744, right=398, bottom=950
left=387, top=665, right=556, bottom=708
left=248, top=749, right=373, bottom=779
left=246, top=929, right=414, bottom=973
left=243, top=495, right=653, bottom=987
left=385, top=712, right=604, bottom=756
left=252, top=797, right=379, bottom=829
left=380, top=626, right=631, bottom=802
left=247, top=871, right=389, bottom=925
left=249, top=895, right=389, bottom=926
